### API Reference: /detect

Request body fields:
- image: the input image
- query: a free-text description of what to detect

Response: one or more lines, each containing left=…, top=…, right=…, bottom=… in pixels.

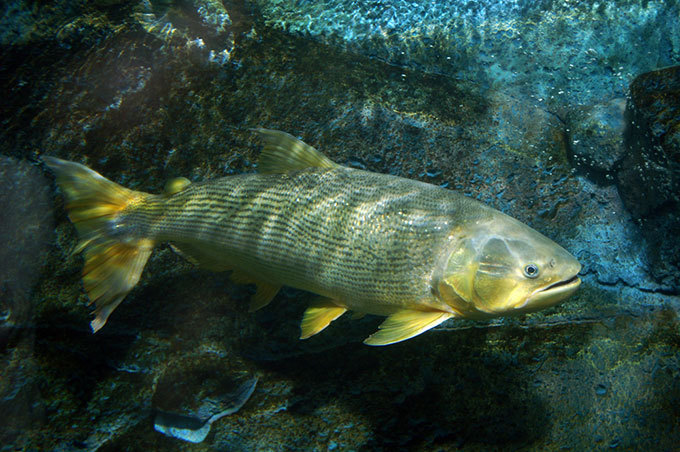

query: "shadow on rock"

left=254, top=327, right=554, bottom=450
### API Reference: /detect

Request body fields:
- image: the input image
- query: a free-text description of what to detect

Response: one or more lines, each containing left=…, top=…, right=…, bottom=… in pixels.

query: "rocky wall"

left=0, top=0, right=678, bottom=450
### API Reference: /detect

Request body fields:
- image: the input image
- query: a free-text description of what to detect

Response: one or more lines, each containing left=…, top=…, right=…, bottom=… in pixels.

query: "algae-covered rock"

left=566, top=98, right=626, bottom=183
left=617, top=65, right=680, bottom=289
left=252, top=0, right=680, bottom=105
left=0, top=0, right=679, bottom=450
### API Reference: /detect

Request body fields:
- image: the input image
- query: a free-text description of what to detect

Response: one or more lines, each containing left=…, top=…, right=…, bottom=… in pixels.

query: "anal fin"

left=300, top=299, right=347, bottom=339
left=249, top=281, right=281, bottom=312
left=363, top=310, right=453, bottom=346
left=230, top=270, right=281, bottom=312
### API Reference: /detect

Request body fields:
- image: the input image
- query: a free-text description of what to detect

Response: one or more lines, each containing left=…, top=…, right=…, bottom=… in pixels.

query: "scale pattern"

left=124, top=166, right=494, bottom=314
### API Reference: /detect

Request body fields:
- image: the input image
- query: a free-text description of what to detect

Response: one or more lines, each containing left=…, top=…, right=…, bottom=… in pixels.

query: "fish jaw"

left=517, top=272, right=582, bottom=312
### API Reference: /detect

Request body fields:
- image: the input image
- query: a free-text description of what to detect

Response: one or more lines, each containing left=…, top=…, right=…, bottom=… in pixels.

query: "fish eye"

left=523, top=264, right=539, bottom=278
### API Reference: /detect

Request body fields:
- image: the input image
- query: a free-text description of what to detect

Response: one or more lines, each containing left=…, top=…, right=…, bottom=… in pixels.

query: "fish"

left=43, top=129, right=581, bottom=346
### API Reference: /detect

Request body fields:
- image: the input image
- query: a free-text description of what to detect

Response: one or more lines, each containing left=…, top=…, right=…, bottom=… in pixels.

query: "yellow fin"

left=43, top=156, right=155, bottom=332
left=300, top=299, right=347, bottom=339
left=249, top=281, right=281, bottom=312
left=252, top=128, right=338, bottom=173
left=84, top=239, right=154, bottom=332
left=363, top=310, right=453, bottom=346
left=229, top=271, right=281, bottom=311
left=164, top=177, right=191, bottom=196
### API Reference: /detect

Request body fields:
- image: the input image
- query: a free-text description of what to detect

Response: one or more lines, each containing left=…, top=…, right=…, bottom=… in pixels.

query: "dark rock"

left=567, top=98, right=626, bottom=184
left=0, top=158, right=53, bottom=447
left=617, top=65, right=680, bottom=290
left=0, top=157, right=53, bottom=333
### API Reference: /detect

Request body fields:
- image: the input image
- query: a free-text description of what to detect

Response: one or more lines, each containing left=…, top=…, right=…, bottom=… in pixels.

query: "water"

left=1, top=0, right=679, bottom=450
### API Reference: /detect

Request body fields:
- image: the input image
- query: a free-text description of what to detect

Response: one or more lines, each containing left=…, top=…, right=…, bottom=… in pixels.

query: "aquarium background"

left=1, top=0, right=679, bottom=450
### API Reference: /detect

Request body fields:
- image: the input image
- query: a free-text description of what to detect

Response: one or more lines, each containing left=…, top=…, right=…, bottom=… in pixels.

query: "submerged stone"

left=617, top=65, right=680, bottom=290
left=252, top=0, right=680, bottom=105
left=0, top=157, right=53, bottom=333
left=567, top=98, right=626, bottom=183
left=153, top=378, right=257, bottom=443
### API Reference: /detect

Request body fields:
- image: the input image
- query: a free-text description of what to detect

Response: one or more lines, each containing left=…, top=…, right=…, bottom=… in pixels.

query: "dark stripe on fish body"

left=123, top=167, right=490, bottom=313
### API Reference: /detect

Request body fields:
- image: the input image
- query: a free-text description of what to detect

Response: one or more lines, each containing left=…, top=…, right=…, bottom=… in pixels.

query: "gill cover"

left=439, top=236, right=530, bottom=315
left=472, top=238, right=526, bottom=312
left=437, top=236, right=478, bottom=316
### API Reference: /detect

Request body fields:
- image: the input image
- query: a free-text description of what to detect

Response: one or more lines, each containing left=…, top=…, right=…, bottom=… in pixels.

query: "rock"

left=252, top=0, right=680, bottom=105
left=0, top=157, right=53, bottom=446
left=153, top=377, right=257, bottom=443
left=1, top=1, right=680, bottom=450
left=566, top=98, right=626, bottom=183
left=617, top=65, right=680, bottom=290
left=0, top=157, right=53, bottom=333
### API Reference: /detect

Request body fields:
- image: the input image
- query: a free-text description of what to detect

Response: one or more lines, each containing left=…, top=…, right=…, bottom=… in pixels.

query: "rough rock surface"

left=566, top=98, right=626, bottom=183
left=252, top=0, right=680, bottom=106
left=0, top=157, right=54, bottom=447
left=617, top=65, right=680, bottom=289
left=0, top=0, right=678, bottom=450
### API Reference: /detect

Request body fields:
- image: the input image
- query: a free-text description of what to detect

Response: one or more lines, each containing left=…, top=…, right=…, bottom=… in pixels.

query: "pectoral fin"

left=363, top=310, right=453, bottom=346
left=300, top=299, right=347, bottom=339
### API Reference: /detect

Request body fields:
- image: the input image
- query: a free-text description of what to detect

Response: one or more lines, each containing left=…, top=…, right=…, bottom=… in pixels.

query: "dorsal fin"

left=251, top=128, right=338, bottom=174
left=164, top=177, right=191, bottom=196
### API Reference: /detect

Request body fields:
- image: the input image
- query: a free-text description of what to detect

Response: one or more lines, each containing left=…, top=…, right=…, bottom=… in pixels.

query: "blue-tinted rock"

left=567, top=98, right=626, bottom=183
left=617, top=65, right=680, bottom=290
left=1, top=1, right=679, bottom=451
left=253, top=0, right=680, bottom=105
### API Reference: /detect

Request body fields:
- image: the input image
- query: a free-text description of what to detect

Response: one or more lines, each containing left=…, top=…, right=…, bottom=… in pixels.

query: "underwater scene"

left=1, top=0, right=680, bottom=450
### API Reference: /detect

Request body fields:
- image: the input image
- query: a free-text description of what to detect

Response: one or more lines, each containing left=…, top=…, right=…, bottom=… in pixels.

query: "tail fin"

left=43, top=157, right=155, bottom=332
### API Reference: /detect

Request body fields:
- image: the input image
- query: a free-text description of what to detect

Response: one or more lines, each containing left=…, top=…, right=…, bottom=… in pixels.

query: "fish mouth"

left=539, top=275, right=581, bottom=294
left=520, top=274, right=582, bottom=310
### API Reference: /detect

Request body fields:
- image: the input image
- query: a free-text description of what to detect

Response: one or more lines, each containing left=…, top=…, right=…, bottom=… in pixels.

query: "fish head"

left=437, top=213, right=581, bottom=318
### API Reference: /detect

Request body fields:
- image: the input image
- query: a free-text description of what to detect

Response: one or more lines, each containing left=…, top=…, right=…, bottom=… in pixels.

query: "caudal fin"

left=44, top=157, right=154, bottom=332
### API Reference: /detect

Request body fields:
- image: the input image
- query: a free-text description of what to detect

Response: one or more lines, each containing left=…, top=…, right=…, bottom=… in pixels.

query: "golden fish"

left=44, top=129, right=581, bottom=345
